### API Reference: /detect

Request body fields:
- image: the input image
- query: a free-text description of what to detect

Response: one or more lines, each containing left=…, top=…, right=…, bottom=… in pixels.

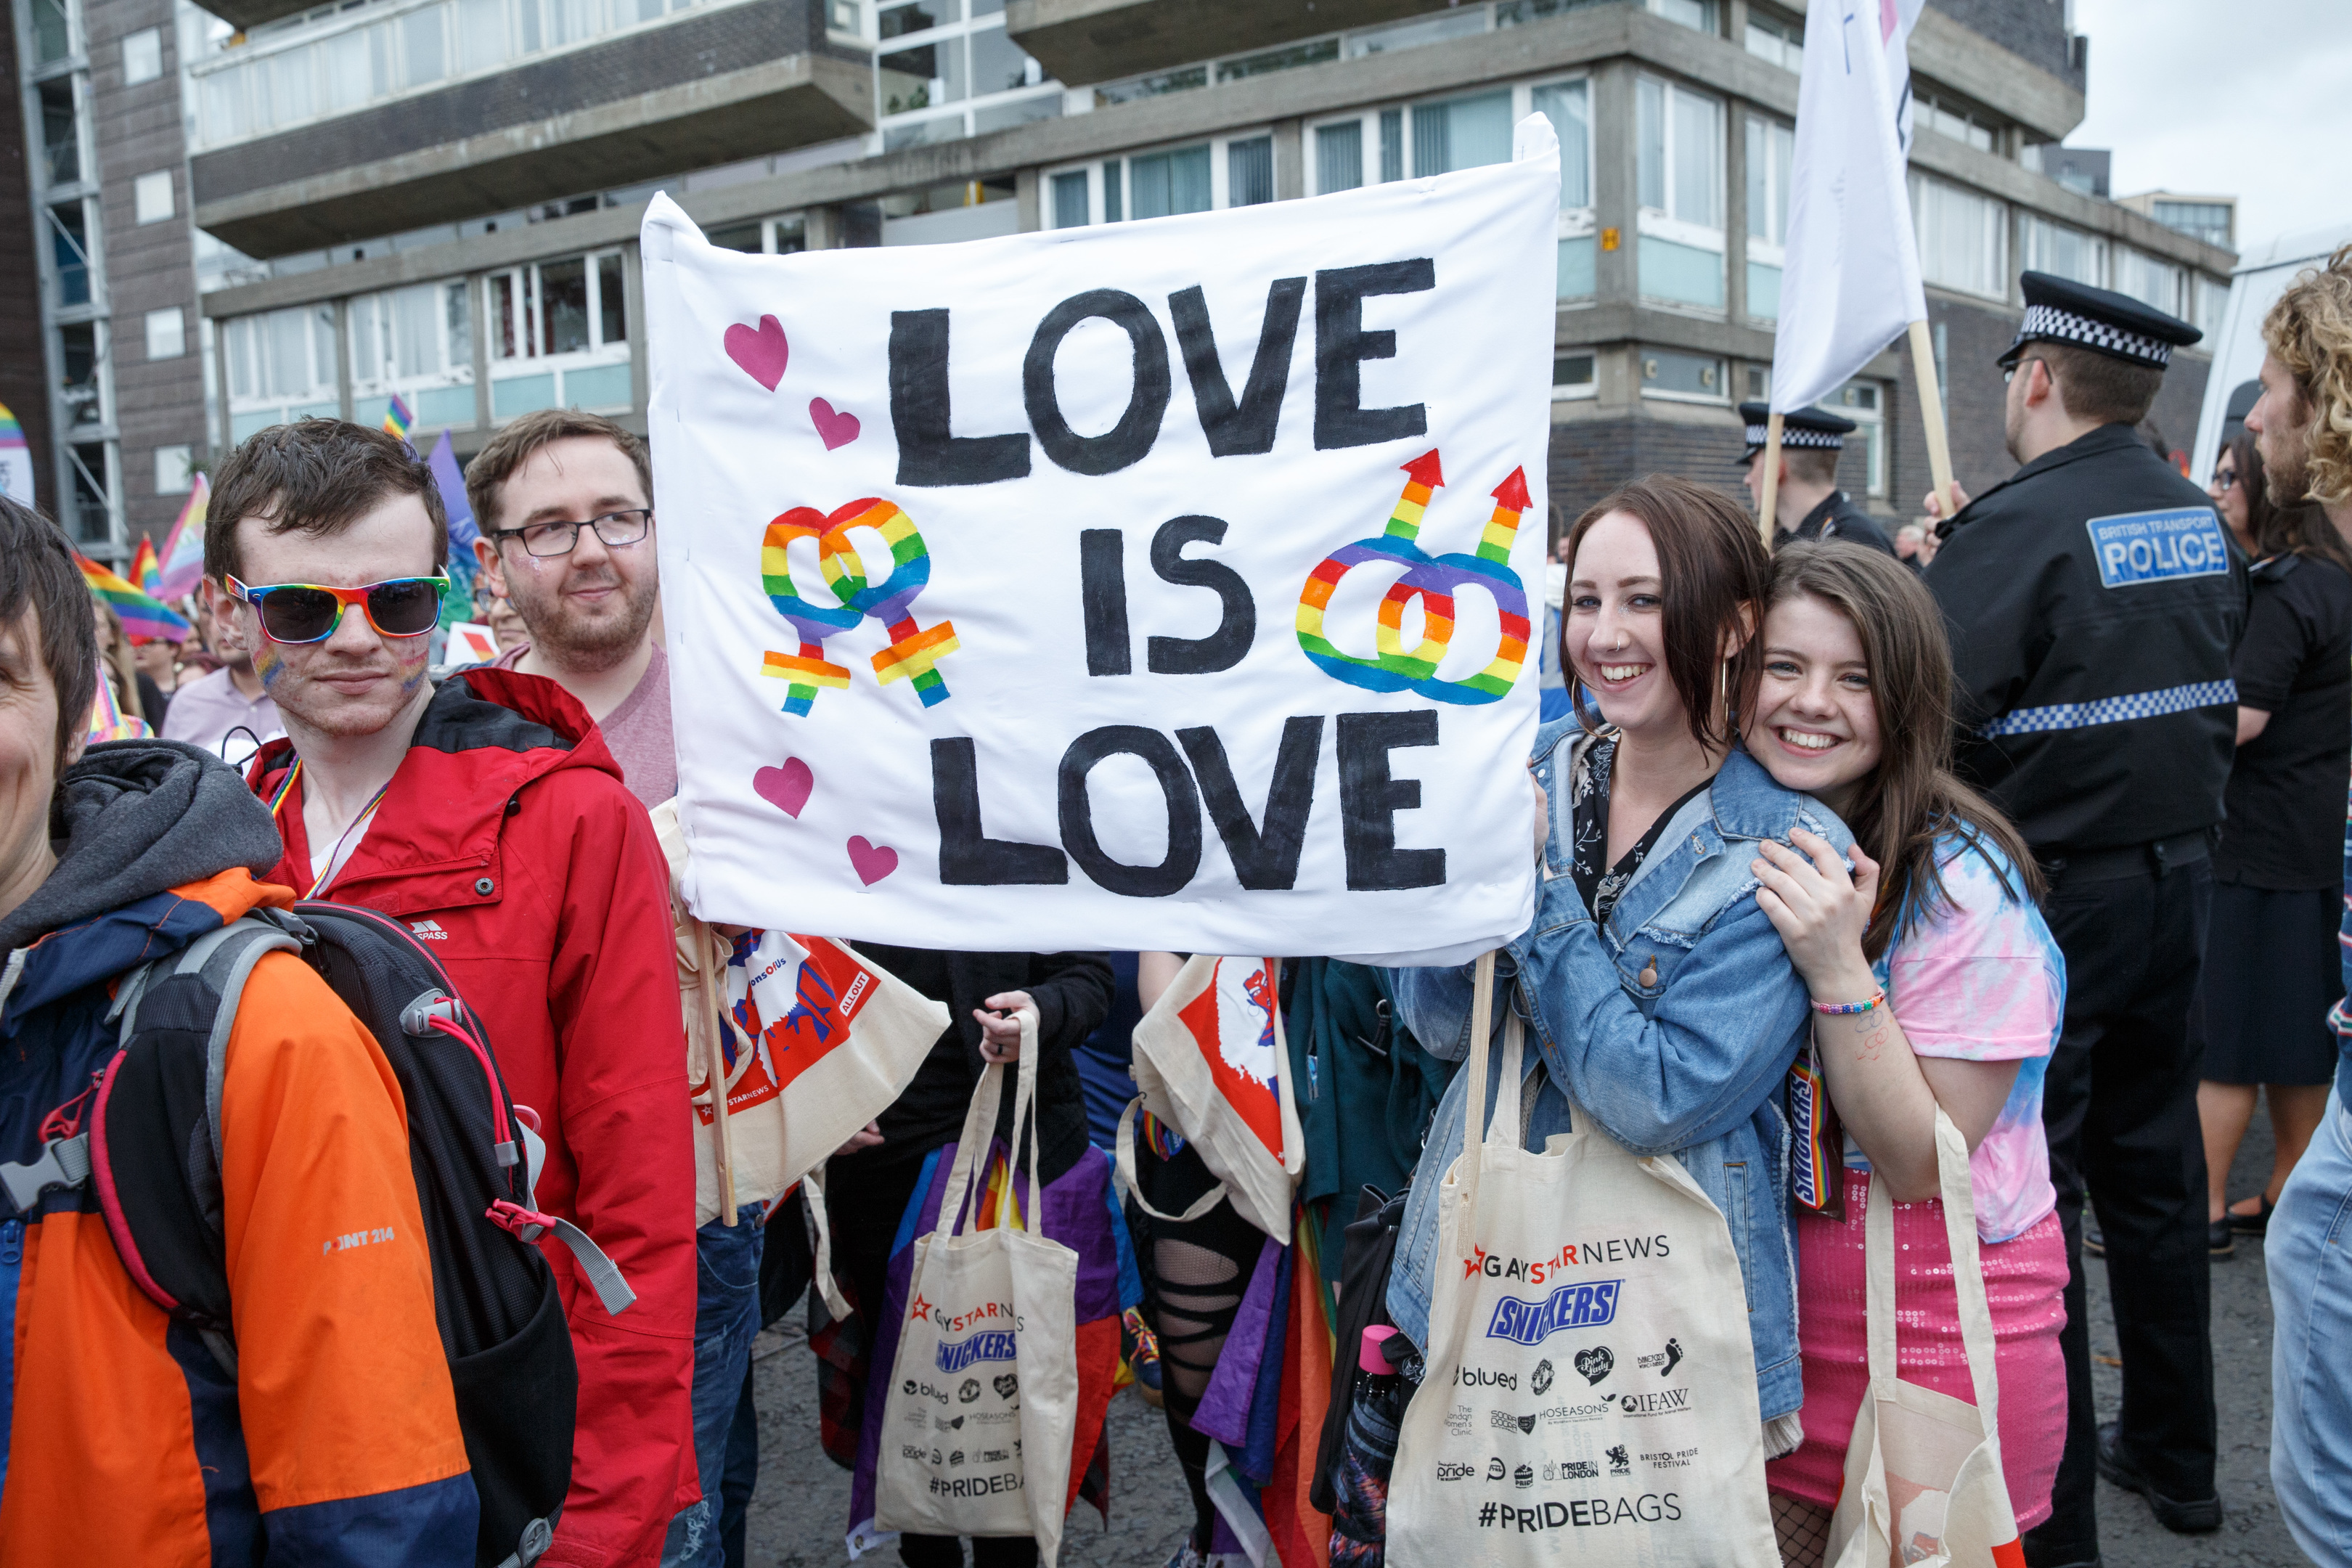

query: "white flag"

left=1769, top=0, right=1929, bottom=415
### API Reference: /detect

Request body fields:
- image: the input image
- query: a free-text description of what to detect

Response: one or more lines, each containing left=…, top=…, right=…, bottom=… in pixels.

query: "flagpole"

left=1757, top=412, right=1786, bottom=547
left=1906, top=319, right=1959, bottom=518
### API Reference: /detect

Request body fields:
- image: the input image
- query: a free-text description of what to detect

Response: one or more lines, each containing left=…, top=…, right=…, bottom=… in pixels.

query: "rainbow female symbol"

left=758, top=497, right=959, bottom=714
left=1294, top=449, right=1534, bottom=704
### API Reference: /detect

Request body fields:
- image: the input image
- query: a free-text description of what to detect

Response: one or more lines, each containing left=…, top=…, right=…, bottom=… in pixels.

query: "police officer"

left=1925, top=273, right=2245, bottom=1566
left=1737, top=401, right=1898, bottom=555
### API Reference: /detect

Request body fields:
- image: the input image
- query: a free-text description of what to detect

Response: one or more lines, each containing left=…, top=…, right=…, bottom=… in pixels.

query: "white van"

left=2191, top=223, right=2352, bottom=484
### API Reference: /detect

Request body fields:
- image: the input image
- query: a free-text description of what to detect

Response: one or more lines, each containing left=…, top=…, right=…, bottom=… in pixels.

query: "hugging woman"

left=1384, top=477, right=1850, bottom=1474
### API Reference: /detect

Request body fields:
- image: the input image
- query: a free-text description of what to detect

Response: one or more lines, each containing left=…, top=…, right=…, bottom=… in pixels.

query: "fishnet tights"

left=1150, top=1236, right=1245, bottom=1410
left=1773, top=1493, right=1832, bottom=1567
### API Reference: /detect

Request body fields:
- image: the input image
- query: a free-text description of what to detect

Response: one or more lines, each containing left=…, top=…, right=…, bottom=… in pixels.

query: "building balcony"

left=189, top=0, right=870, bottom=258
left=1003, top=0, right=1447, bottom=86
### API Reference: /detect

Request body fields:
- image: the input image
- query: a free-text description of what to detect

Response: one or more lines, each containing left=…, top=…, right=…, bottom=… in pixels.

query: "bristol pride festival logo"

left=1485, top=1280, right=1624, bottom=1346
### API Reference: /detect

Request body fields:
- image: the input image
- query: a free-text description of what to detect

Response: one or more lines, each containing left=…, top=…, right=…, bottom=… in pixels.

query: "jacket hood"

left=0, top=739, right=290, bottom=1018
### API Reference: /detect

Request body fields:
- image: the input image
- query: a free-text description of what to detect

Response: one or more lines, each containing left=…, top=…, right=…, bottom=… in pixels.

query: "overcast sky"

left=2069, top=0, right=2352, bottom=255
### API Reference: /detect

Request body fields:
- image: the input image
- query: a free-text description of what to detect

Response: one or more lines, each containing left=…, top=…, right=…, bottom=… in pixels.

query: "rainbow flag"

left=0, top=400, right=30, bottom=505
left=86, top=666, right=150, bottom=743
left=130, top=536, right=162, bottom=597
left=382, top=394, right=415, bottom=444
left=79, top=552, right=191, bottom=642
left=153, top=473, right=208, bottom=601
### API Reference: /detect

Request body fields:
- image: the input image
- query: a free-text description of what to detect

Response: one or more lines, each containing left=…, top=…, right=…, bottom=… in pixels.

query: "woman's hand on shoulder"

left=1749, top=829, right=1879, bottom=997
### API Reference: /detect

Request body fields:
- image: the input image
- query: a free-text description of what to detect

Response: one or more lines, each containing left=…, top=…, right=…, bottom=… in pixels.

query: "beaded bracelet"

left=1810, top=988, right=1885, bottom=1016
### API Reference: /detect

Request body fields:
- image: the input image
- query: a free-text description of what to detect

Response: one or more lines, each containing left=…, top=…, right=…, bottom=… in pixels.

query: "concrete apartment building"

left=12, top=0, right=2239, bottom=558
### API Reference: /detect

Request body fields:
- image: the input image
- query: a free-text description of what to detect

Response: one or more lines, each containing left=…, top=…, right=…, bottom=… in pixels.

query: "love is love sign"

left=642, top=115, right=1559, bottom=962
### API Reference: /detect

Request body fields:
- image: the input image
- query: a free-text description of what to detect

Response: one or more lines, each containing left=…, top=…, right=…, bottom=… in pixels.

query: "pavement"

left=742, top=1104, right=2311, bottom=1567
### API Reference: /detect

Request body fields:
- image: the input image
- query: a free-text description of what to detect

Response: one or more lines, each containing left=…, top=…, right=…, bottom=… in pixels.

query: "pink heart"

left=847, top=836, right=899, bottom=886
left=810, top=397, right=862, bottom=450
left=752, top=758, right=813, bottom=817
left=724, top=315, right=789, bottom=391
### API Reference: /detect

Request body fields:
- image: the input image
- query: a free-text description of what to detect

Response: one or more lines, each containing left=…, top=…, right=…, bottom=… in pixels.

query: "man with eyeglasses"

left=205, top=419, right=698, bottom=1568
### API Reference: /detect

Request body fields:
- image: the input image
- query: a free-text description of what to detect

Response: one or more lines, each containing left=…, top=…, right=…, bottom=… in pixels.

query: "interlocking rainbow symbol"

left=759, top=497, right=960, bottom=714
left=1294, top=450, right=1533, bottom=704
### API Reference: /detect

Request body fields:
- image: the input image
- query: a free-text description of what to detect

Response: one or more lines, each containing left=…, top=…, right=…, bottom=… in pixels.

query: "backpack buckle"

left=0, top=1132, right=91, bottom=1213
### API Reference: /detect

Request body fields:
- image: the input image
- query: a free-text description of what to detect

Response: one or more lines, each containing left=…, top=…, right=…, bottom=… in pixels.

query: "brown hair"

left=2232, top=429, right=2352, bottom=573
left=94, top=601, right=147, bottom=725
left=1781, top=446, right=1841, bottom=487
left=0, top=495, right=99, bottom=770
left=2261, top=242, right=2352, bottom=508
left=465, top=409, right=652, bottom=538
left=2019, top=341, right=2164, bottom=428
left=1760, top=542, right=2044, bottom=959
left=207, top=419, right=447, bottom=584
left=1563, top=475, right=1771, bottom=751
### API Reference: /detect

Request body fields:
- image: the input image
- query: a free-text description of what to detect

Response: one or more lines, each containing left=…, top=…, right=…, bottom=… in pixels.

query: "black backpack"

left=1, top=902, right=625, bottom=1567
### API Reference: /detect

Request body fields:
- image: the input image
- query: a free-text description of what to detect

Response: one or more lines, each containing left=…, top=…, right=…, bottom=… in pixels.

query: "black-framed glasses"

left=489, top=508, right=653, bottom=558
left=227, top=573, right=449, bottom=644
left=2213, top=467, right=2239, bottom=491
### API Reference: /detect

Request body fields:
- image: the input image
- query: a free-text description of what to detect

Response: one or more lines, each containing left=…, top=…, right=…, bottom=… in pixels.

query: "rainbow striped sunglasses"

left=228, top=572, right=449, bottom=644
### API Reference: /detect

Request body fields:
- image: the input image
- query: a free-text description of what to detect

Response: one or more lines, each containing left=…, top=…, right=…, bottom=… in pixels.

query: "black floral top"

left=1568, top=733, right=1710, bottom=927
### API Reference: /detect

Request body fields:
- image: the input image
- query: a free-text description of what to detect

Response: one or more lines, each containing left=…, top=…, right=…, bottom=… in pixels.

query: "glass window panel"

left=1910, top=173, right=2006, bottom=298
left=1747, top=261, right=1781, bottom=319
left=1051, top=170, right=1088, bottom=228
left=314, top=306, right=338, bottom=389
left=1672, top=88, right=1720, bottom=226
left=32, top=0, right=70, bottom=66
left=226, top=319, right=254, bottom=400
left=458, top=0, right=508, bottom=72
left=266, top=310, right=310, bottom=397
left=1636, top=78, right=1665, bottom=211
left=349, top=295, right=380, bottom=380
left=706, top=221, right=764, bottom=251
left=880, top=0, right=954, bottom=35
left=597, top=254, right=626, bottom=345
left=369, top=21, right=395, bottom=95
left=773, top=217, right=807, bottom=255
left=321, top=30, right=368, bottom=110
left=970, top=0, right=1000, bottom=13
left=49, top=203, right=90, bottom=307
left=1553, top=353, right=1596, bottom=391
left=551, top=0, right=596, bottom=46
left=1316, top=121, right=1363, bottom=194
left=269, top=50, right=315, bottom=125
left=1129, top=146, right=1210, bottom=219
left=973, top=94, right=1055, bottom=133
left=491, top=273, right=520, bottom=358
left=881, top=44, right=944, bottom=113
left=1639, top=236, right=1724, bottom=308
left=446, top=281, right=470, bottom=368
left=542, top=258, right=589, bottom=354
left=564, top=362, right=632, bottom=409
left=493, top=373, right=559, bottom=419
left=1103, top=160, right=1122, bottom=221
left=1216, top=38, right=1337, bottom=81
left=1379, top=108, right=1402, bottom=182
left=391, top=285, right=438, bottom=377
left=1557, top=236, right=1596, bottom=300
left=415, top=385, right=475, bottom=426
left=1649, top=0, right=1713, bottom=29
left=1412, top=90, right=1511, bottom=178
left=203, top=68, right=248, bottom=144
left=968, top=25, right=1031, bottom=96
left=1640, top=347, right=1724, bottom=398
left=38, top=81, right=78, bottom=184
left=1532, top=82, right=1589, bottom=209
left=1228, top=136, right=1273, bottom=208
left=402, top=5, right=447, bottom=87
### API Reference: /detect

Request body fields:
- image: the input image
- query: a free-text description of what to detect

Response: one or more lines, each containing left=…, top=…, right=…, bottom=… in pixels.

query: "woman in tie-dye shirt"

left=1734, top=543, right=2068, bottom=1565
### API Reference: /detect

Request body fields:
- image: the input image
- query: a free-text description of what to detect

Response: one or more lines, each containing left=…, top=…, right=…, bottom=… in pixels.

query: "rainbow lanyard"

left=267, top=757, right=392, bottom=898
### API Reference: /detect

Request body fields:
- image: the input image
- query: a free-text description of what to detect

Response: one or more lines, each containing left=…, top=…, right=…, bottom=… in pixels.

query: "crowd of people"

left=1, top=248, right=2349, bottom=1568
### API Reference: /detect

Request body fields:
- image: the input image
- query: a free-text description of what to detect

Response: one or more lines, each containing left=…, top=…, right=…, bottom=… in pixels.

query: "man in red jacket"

left=203, top=418, right=698, bottom=1568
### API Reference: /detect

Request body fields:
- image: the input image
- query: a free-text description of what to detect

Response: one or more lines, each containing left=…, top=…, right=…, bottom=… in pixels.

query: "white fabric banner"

left=1769, top=0, right=1929, bottom=415
left=641, top=118, right=1559, bottom=961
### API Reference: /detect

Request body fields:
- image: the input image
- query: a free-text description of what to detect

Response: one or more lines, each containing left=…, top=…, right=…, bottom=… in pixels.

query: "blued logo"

left=2086, top=508, right=2231, bottom=588
left=1486, top=1280, right=1623, bottom=1344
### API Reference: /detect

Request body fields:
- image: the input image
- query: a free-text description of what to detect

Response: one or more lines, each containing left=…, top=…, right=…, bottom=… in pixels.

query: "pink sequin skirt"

left=1765, top=1169, right=2068, bottom=1530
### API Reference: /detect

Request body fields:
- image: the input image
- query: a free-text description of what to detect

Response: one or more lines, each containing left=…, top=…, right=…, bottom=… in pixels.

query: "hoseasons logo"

left=936, top=1331, right=1018, bottom=1374
left=1486, top=1281, right=1623, bottom=1344
left=1464, top=1234, right=1670, bottom=1287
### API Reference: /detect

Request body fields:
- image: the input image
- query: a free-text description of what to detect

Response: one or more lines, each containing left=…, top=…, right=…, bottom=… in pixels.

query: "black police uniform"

left=1925, top=274, right=2245, bottom=1564
left=1780, top=489, right=1898, bottom=556
left=1737, top=401, right=1898, bottom=556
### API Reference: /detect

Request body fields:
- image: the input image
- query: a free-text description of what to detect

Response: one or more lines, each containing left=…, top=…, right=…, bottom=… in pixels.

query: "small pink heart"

left=752, top=758, right=813, bottom=817
left=847, top=835, right=899, bottom=886
left=724, top=315, right=789, bottom=391
left=810, top=397, right=862, bottom=450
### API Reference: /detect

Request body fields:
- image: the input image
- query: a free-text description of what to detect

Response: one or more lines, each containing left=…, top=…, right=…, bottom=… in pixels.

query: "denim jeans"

left=660, top=1214, right=766, bottom=1568
left=2271, top=1086, right=2352, bottom=1567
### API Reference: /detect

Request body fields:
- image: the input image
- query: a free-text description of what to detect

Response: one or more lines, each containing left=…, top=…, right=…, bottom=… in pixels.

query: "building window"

left=1833, top=380, right=1887, bottom=498
left=224, top=304, right=341, bottom=443
left=1744, top=9, right=1800, bottom=70
left=1640, top=347, right=1725, bottom=403
left=144, top=307, right=187, bottom=361
left=1645, top=0, right=1716, bottom=32
left=1637, top=75, right=1726, bottom=311
left=2152, top=200, right=2232, bottom=250
left=2115, top=248, right=2186, bottom=319
left=38, top=81, right=80, bottom=186
left=123, top=26, right=163, bottom=84
left=60, top=322, right=104, bottom=429
left=1909, top=172, right=2007, bottom=301
left=1552, top=351, right=1597, bottom=401
left=1315, top=121, right=1363, bottom=195
left=1532, top=78, right=1596, bottom=302
left=133, top=170, right=173, bottom=224
left=706, top=216, right=810, bottom=255
left=154, top=444, right=193, bottom=496
left=2196, top=275, right=2231, bottom=333
left=1916, top=91, right=1996, bottom=154
left=1227, top=136, right=1274, bottom=208
left=2020, top=215, right=2108, bottom=288
left=1048, top=131, right=1278, bottom=227
left=46, top=202, right=92, bottom=309
left=873, top=1, right=1057, bottom=154
left=351, top=279, right=475, bottom=428
left=485, top=250, right=631, bottom=420
left=1050, top=170, right=1087, bottom=229
left=1743, top=114, right=1793, bottom=321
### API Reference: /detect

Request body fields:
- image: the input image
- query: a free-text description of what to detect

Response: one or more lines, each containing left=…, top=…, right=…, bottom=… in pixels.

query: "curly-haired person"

left=2247, top=242, right=2352, bottom=1568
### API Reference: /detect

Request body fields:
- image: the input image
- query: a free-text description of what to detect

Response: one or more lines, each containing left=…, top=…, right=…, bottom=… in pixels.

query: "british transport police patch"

left=2084, top=507, right=2232, bottom=589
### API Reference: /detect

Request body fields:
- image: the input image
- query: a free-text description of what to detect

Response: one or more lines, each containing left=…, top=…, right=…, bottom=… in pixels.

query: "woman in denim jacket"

left=1384, top=477, right=1851, bottom=1453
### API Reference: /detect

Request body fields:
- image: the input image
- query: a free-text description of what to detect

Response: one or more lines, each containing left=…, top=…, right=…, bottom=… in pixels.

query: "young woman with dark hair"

left=1384, top=475, right=1853, bottom=1460
left=2194, top=434, right=2352, bottom=1255
left=1738, top=542, right=2067, bottom=1563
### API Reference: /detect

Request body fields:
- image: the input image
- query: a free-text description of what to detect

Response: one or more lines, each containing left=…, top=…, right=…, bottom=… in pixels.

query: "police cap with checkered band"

left=1738, top=401, right=1856, bottom=462
left=1998, top=271, right=2202, bottom=372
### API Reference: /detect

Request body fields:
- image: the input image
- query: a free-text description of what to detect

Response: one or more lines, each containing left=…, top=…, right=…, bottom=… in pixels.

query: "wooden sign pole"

left=1757, top=411, right=1786, bottom=546
left=1907, top=319, right=1959, bottom=519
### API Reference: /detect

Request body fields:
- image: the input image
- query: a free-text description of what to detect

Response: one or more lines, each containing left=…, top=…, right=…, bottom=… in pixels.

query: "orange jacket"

left=0, top=867, right=473, bottom=1564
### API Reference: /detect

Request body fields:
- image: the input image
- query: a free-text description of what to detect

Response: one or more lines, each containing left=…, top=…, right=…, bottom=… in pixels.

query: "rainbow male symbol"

left=1294, top=450, right=1533, bottom=704
left=759, top=497, right=959, bottom=714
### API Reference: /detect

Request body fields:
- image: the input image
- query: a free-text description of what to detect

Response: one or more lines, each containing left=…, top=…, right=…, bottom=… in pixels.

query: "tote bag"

left=874, top=1009, right=1082, bottom=1564
left=1388, top=953, right=1778, bottom=1567
left=1826, top=1112, right=2026, bottom=1568
left=1115, top=954, right=1304, bottom=1241
left=653, top=801, right=945, bottom=1225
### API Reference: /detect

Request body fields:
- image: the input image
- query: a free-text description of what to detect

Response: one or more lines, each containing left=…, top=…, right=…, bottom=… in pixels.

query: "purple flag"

left=428, top=430, right=481, bottom=555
